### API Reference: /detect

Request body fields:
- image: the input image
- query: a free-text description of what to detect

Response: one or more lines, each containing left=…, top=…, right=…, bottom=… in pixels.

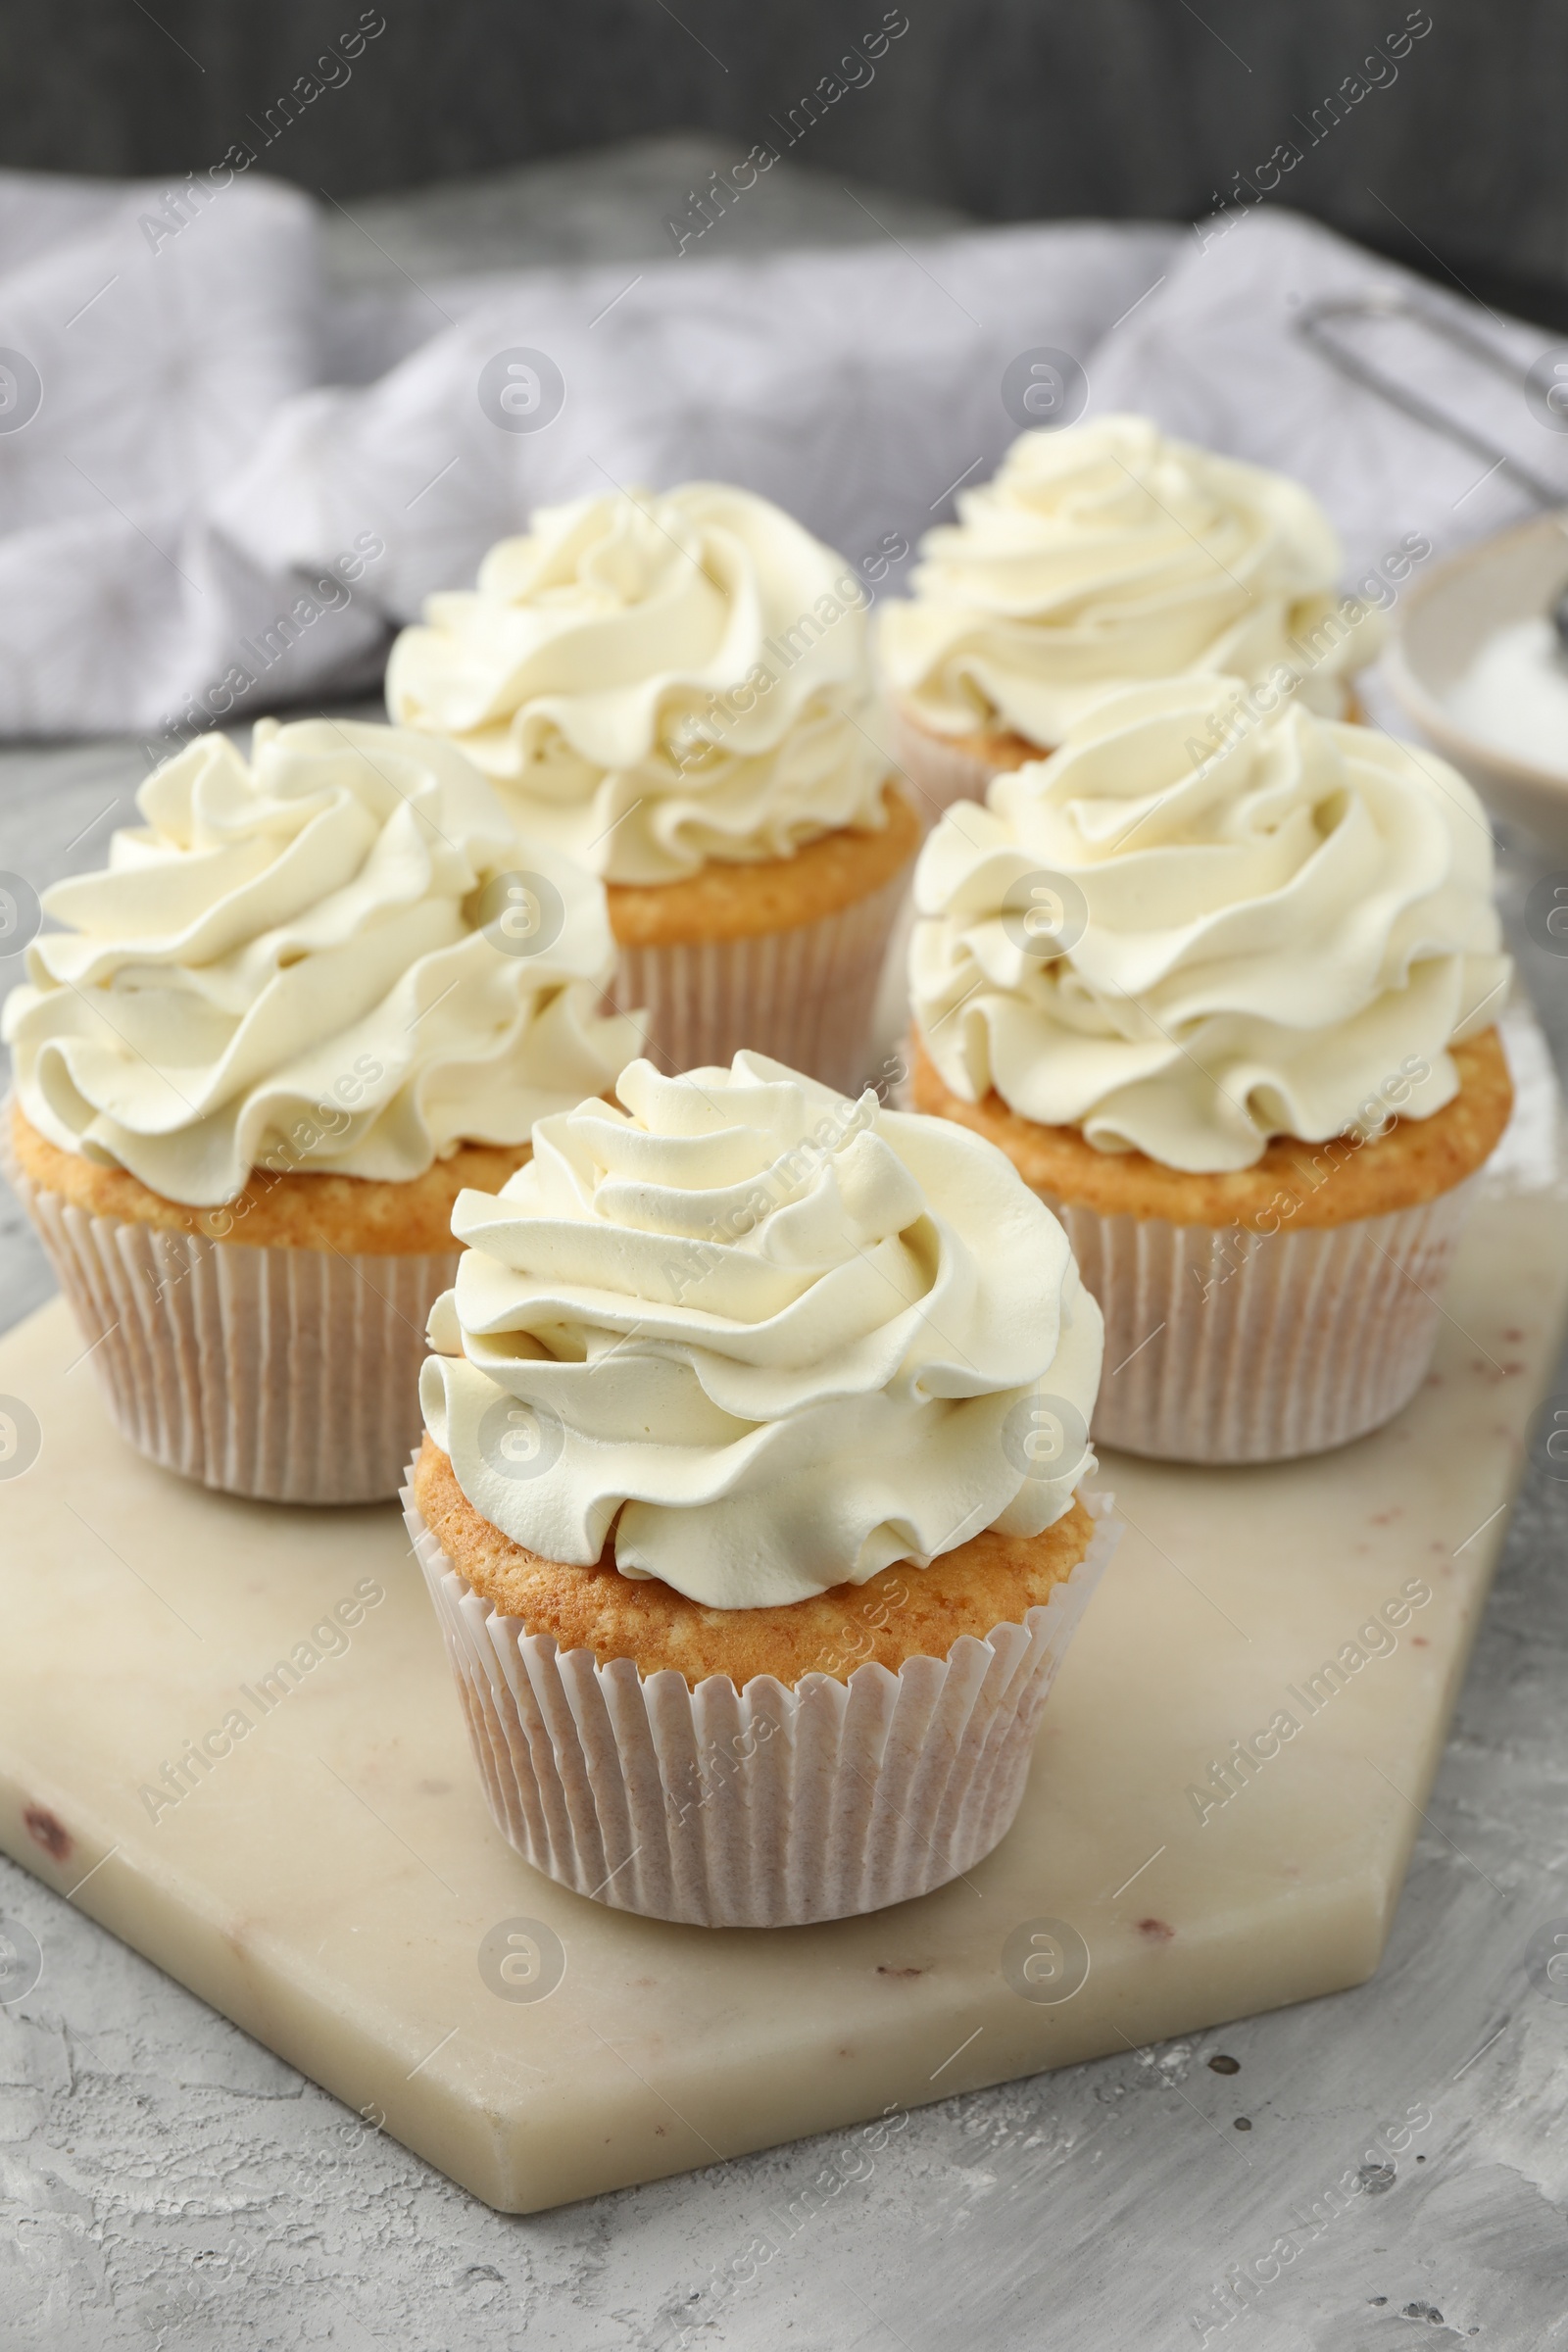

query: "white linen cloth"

left=0, top=168, right=1562, bottom=741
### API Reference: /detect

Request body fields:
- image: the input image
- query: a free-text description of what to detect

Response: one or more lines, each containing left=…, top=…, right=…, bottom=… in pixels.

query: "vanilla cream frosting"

left=880, top=415, right=1384, bottom=747
left=911, top=679, right=1511, bottom=1173
left=6, top=718, right=643, bottom=1206
left=420, top=1052, right=1103, bottom=1608
left=385, top=482, right=891, bottom=884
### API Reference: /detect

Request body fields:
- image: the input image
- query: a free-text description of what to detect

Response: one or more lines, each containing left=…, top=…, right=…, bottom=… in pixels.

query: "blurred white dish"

left=1386, top=512, right=1568, bottom=853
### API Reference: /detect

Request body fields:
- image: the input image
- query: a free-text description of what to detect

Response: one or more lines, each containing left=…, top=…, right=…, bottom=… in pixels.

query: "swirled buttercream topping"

left=880, top=415, right=1384, bottom=746
left=5, top=718, right=642, bottom=1206
left=420, top=1052, right=1103, bottom=1608
left=910, top=679, right=1511, bottom=1173
left=386, top=482, right=891, bottom=884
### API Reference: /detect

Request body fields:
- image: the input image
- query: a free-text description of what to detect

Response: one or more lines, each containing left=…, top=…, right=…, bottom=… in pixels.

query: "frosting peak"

left=5, top=718, right=642, bottom=1205
left=879, top=415, right=1384, bottom=746
left=911, top=680, right=1511, bottom=1173
left=420, top=1052, right=1103, bottom=1607
left=386, top=482, right=891, bottom=883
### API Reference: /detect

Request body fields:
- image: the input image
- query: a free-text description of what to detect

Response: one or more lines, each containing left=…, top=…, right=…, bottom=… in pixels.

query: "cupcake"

left=879, top=415, right=1386, bottom=817
left=386, top=482, right=918, bottom=1095
left=907, top=679, right=1513, bottom=1464
left=3, top=717, right=641, bottom=1504
left=408, top=1050, right=1113, bottom=1927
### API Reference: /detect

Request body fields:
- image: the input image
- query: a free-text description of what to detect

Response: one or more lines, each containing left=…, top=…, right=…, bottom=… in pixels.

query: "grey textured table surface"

left=3, top=145, right=1568, bottom=2352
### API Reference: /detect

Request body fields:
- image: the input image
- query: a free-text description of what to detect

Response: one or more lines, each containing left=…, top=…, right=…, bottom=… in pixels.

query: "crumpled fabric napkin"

left=0, top=165, right=1560, bottom=743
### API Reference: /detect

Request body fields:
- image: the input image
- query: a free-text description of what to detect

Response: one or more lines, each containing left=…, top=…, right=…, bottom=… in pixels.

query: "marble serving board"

left=1, top=1014, right=1565, bottom=2216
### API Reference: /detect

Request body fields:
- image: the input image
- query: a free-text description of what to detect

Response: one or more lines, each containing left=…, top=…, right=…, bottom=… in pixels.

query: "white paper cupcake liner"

left=1043, top=1179, right=1480, bottom=1464
left=405, top=1475, right=1121, bottom=1928
left=891, top=702, right=1042, bottom=827
left=8, top=1146, right=455, bottom=1504
left=611, top=860, right=912, bottom=1096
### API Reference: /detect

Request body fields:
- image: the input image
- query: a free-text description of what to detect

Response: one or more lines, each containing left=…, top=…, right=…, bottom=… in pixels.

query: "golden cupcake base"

left=910, top=1032, right=1513, bottom=1461
left=409, top=1457, right=1117, bottom=1928
left=5, top=1102, right=532, bottom=1504
left=605, top=786, right=919, bottom=1091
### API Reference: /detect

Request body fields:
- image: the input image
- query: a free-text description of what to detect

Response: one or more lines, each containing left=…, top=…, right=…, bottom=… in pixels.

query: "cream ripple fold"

left=385, top=482, right=891, bottom=884
left=5, top=718, right=642, bottom=1205
left=420, top=1052, right=1103, bottom=1608
left=910, top=680, right=1511, bottom=1173
left=880, top=415, right=1383, bottom=746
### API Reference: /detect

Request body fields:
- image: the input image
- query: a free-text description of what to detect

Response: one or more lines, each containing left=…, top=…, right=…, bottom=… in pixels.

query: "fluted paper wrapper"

left=7, top=1148, right=454, bottom=1504
left=1047, top=1180, right=1480, bottom=1464
left=612, top=863, right=910, bottom=1097
left=406, top=1477, right=1120, bottom=1928
left=891, top=702, right=1039, bottom=828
